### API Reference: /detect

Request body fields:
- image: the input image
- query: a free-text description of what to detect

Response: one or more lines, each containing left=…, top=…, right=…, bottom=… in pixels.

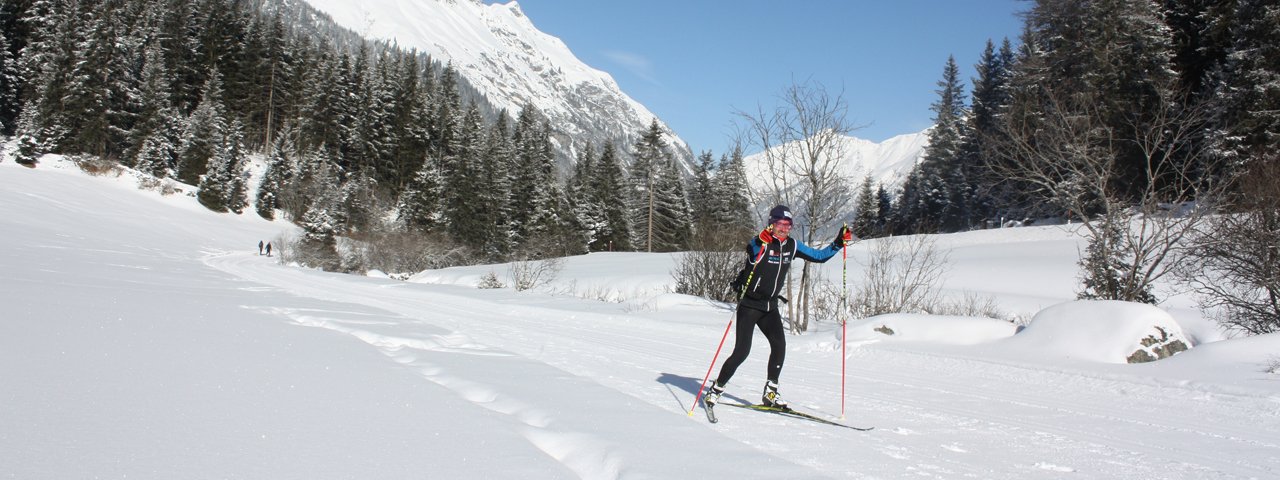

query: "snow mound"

left=1004, top=300, right=1192, bottom=364
left=846, top=313, right=1017, bottom=345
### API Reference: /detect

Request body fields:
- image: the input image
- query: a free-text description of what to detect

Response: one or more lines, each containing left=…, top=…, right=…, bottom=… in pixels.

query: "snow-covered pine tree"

left=476, top=112, right=515, bottom=260
left=965, top=38, right=1016, bottom=225
left=197, top=140, right=233, bottom=212
left=508, top=104, right=548, bottom=247
left=222, top=119, right=249, bottom=214
left=299, top=187, right=342, bottom=270
left=710, top=146, right=751, bottom=232
left=522, top=115, right=584, bottom=255
left=629, top=119, right=691, bottom=252
left=852, top=175, right=878, bottom=239
left=256, top=129, right=297, bottom=220
left=336, top=171, right=377, bottom=235
left=568, top=142, right=604, bottom=250
left=197, top=119, right=247, bottom=213
left=688, top=150, right=716, bottom=237
left=590, top=142, right=632, bottom=252
left=64, top=4, right=136, bottom=161
left=134, top=122, right=181, bottom=178
left=651, top=153, right=693, bottom=252
left=397, top=153, right=443, bottom=233
left=930, top=55, right=970, bottom=232
left=18, top=0, right=80, bottom=152
left=177, top=69, right=228, bottom=185
left=196, top=0, right=252, bottom=127
left=12, top=102, right=42, bottom=165
left=384, top=53, right=428, bottom=192
left=330, top=52, right=361, bottom=171
left=287, top=145, right=338, bottom=221
left=1209, top=0, right=1280, bottom=172
left=896, top=56, right=969, bottom=234
left=431, top=62, right=463, bottom=163
left=1078, top=210, right=1155, bottom=304
left=0, top=27, right=18, bottom=135
left=1012, top=0, right=1177, bottom=201
left=444, top=102, right=487, bottom=245
left=296, top=50, right=344, bottom=153
left=875, top=185, right=892, bottom=233
left=128, top=43, right=176, bottom=168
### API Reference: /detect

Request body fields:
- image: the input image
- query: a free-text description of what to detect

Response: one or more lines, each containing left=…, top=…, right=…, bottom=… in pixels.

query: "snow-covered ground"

left=3, top=157, right=1278, bottom=479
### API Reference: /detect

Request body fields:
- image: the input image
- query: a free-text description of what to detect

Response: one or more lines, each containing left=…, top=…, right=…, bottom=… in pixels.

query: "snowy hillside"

left=4, top=157, right=1279, bottom=479
left=301, top=0, right=693, bottom=168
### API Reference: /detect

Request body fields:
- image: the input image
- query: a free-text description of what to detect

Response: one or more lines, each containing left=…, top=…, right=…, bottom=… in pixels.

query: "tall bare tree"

left=990, top=87, right=1226, bottom=303
left=734, top=78, right=858, bottom=332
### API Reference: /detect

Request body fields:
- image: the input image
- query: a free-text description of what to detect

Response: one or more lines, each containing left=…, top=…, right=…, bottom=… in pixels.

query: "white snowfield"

left=2, top=158, right=1278, bottom=479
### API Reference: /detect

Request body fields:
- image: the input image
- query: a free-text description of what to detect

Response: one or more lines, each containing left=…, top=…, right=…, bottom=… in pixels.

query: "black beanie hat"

left=768, top=205, right=792, bottom=224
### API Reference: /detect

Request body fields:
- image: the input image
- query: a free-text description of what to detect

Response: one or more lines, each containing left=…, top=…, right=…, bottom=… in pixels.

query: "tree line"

left=855, top=0, right=1275, bottom=241
left=868, top=0, right=1277, bottom=332
left=0, top=0, right=754, bottom=269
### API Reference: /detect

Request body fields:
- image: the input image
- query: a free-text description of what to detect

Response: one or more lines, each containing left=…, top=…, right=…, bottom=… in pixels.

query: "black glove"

left=833, top=225, right=854, bottom=248
left=728, top=267, right=749, bottom=294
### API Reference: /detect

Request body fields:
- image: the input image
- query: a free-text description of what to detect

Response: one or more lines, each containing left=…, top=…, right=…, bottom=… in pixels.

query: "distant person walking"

left=703, top=205, right=852, bottom=410
left=265, top=242, right=272, bottom=257
left=258, top=240, right=264, bottom=255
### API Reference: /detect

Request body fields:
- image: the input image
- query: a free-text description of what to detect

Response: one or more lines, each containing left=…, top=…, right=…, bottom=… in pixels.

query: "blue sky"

left=509, top=1, right=1029, bottom=155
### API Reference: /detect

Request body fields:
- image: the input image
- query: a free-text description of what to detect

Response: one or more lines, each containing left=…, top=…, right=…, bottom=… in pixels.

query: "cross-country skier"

left=703, top=205, right=852, bottom=410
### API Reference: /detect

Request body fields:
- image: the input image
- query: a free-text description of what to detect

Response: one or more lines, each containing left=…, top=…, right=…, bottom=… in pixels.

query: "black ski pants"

left=714, top=305, right=786, bottom=387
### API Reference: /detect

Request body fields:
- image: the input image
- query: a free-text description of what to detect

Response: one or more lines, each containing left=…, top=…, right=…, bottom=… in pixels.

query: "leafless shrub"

left=137, top=175, right=179, bottom=196
left=1265, top=356, right=1280, bottom=375
left=71, top=154, right=122, bottom=177
left=273, top=232, right=296, bottom=265
left=803, top=277, right=846, bottom=327
left=509, top=256, right=564, bottom=292
left=347, top=231, right=475, bottom=275
left=136, top=175, right=180, bottom=195
left=672, top=250, right=742, bottom=303
left=277, top=231, right=341, bottom=271
left=1179, top=155, right=1280, bottom=335
left=852, top=235, right=950, bottom=317
left=933, top=291, right=1009, bottom=320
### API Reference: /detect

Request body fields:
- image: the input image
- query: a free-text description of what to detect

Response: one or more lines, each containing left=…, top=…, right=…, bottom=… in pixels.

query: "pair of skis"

left=704, top=401, right=873, bottom=431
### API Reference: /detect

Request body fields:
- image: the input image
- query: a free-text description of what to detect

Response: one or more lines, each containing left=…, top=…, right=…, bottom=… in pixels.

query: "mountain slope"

left=301, top=0, right=693, bottom=169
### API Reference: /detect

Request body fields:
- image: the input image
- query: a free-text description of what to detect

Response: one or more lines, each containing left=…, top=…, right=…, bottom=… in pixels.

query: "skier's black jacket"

left=733, top=234, right=840, bottom=312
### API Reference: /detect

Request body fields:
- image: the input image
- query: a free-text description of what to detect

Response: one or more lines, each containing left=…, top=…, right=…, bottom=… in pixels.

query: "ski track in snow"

left=210, top=253, right=821, bottom=479
left=202, top=250, right=1280, bottom=479
left=246, top=305, right=632, bottom=480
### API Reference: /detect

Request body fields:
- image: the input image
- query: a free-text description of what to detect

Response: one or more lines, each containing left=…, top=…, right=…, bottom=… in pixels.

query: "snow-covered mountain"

left=300, top=0, right=693, bottom=170
left=743, top=130, right=929, bottom=206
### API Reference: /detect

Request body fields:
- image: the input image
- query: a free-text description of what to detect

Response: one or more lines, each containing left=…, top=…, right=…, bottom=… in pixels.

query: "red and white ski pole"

left=840, top=223, right=850, bottom=420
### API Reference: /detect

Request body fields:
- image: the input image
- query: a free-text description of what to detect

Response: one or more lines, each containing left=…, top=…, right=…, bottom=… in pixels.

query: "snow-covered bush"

left=477, top=271, right=505, bottom=289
